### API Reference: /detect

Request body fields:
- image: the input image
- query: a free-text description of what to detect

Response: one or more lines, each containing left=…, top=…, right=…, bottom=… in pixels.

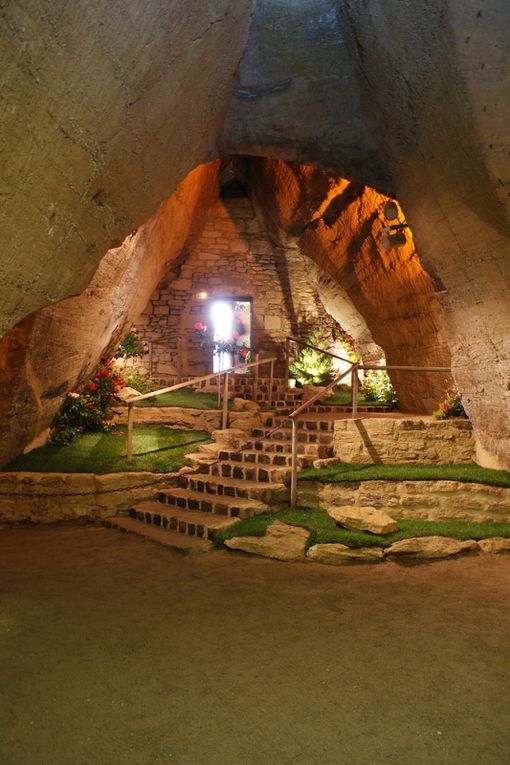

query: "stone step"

left=304, top=404, right=392, bottom=414
left=103, top=516, right=214, bottom=553
left=242, top=438, right=333, bottom=458
left=177, top=473, right=288, bottom=504
left=250, top=427, right=334, bottom=445
left=157, top=487, right=271, bottom=518
left=195, top=459, right=291, bottom=485
left=217, top=448, right=314, bottom=468
left=263, top=416, right=336, bottom=432
left=132, top=500, right=240, bottom=540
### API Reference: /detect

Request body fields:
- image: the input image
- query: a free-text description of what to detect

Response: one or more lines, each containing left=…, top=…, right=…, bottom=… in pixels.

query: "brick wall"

left=134, top=196, right=330, bottom=383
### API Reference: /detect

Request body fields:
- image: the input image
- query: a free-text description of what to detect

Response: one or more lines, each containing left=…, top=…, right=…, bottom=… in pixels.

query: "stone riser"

left=217, top=449, right=312, bottom=468
left=196, top=460, right=291, bottom=484
left=134, top=506, right=217, bottom=539
left=157, top=490, right=267, bottom=519
left=243, top=438, right=333, bottom=458
left=250, top=428, right=334, bottom=445
left=263, top=418, right=336, bottom=432
left=177, top=474, right=286, bottom=504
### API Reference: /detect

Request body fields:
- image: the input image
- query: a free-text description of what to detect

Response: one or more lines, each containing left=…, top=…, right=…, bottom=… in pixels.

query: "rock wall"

left=247, top=158, right=451, bottom=412
left=332, top=417, right=474, bottom=465
left=298, top=480, right=510, bottom=524
left=0, top=0, right=254, bottom=334
left=0, top=163, right=219, bottom=467
left=134, top=196, right=330, bottom=381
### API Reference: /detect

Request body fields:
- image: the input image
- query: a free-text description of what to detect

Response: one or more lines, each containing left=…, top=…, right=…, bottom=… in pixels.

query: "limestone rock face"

left=327, top=505, right=398, bottom=535
left=0, top=164, right=219, bottom=467
left=477, top=538, right=510, bottom=555
left=224, top=521, right=309, bottom=562
left=307, top=544, right=384, bottom=565
left=0, top=1, right=253, bottom=334
left=385, top=537, right=478, bottom=560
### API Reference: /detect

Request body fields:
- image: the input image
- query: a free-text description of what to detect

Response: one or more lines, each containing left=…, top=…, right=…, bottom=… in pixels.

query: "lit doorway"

left=210, top=299, right=252, bottom=372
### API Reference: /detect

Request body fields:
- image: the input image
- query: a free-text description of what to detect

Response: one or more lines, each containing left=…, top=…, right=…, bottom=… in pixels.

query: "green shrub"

left=122, top=367, right=156, bottom=394
left=289, top=327, right=334, bottom=385
left=114, top=331, right=146, bottom=359
left=360, top=369, right=398, bottom=406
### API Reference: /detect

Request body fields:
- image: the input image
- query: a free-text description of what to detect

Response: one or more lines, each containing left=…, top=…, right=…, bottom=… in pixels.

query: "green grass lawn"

left=299, top=461, right=510, bottom=488
left=215, top=506, right=510, bottom=549
left=2, top=426, right=210, bottom=474
left=318, top=388, right=370, bottom=406
left=133, top=387, right=229, bottom=410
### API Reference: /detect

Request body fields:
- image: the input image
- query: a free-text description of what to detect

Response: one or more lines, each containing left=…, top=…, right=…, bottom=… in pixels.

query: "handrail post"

left=351, top=365, right=359, bottom=418
left=222, top=371, right=229, bottom=429
left=254, top=352, right=260, bottom=402
left=285, top=338, right=290, bottom=389
left=269, top=358, right=274, bottom=404
left=290, top=418, right=298, bottom=509
left=127, top=402, right=134, bottom=461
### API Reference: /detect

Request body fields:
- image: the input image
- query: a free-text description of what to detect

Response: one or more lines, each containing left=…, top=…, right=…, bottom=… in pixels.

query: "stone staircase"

left=104, top=375, right=340, bottom=553
left=105, top=374, right=394, bottom=552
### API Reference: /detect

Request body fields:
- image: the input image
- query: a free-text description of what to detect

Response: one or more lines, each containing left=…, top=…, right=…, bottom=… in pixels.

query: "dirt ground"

left=1, top=524, right=509, bottom=765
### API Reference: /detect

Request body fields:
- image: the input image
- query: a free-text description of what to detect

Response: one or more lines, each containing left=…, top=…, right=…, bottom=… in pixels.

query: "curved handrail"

left=125, top=354, right=278, bottom=461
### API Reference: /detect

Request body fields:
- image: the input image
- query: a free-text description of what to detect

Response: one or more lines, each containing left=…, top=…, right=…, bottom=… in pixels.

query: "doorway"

left=210, top=298, right=252, bottom=372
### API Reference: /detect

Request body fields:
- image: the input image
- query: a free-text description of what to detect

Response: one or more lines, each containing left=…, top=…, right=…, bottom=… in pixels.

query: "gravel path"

left=1, top=524, right=509, bottom=765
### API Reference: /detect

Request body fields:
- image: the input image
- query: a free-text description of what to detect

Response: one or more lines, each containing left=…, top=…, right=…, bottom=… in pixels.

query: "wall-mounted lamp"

left=196, top=291, right=208, bottom=300
left=378, top=200, right=409, bottom=249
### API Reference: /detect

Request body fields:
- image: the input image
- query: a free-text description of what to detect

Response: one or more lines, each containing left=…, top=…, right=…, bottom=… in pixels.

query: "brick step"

left=217, top=448, right=314, bottom=468
left=304, top=404, right=392, bottom=413
left=263, top=416, right=336, bottom=432
left=242, top=438, right=333, bottom=458
left=250, top=427, right=334, bottom=445
left=195, top=459, right=291, bottom=484
left=177, top=473, right=288, bottom=504
left=157, top=487, right=271, bottom=518
left=103, top=516, right=214, bottom=553
left=131, top=500, right=240, bottom=540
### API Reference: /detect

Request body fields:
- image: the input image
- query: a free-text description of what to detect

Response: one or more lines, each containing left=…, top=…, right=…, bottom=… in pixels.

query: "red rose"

left=86, top=402, right=94, bottom=408
left=85, top=382, right=97, bottom=391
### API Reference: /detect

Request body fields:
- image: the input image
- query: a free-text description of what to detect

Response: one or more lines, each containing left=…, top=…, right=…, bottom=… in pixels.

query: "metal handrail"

left=126, top=354, right=277, bottom=461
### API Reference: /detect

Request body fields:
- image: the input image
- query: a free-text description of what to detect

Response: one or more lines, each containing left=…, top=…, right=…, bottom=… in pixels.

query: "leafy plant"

left=121, top=368, right=156, bottom=394
left=433, top=382, right=466, bottom=419
left=289, top=326, right=334, bottom=385
left=114, top=331, right=146, bottom=359
left=50, top=361, right=126, bottom=445
left=332, top=322, right=358, bottom=360
left=194, top=322, right=251, bottom=363
left=360, top=369, right=398, bottom=406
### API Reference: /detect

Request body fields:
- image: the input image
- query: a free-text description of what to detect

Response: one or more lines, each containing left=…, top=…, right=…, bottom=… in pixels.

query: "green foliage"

left=360, top=369, right=398, bottom=406
left=122, top=368, right=156, bottom=394
left=215, top=506, right=510, bottom=550
left=50, top=361, right=125, bottom=445
left=114, top=331, right=146, bottom=359
left=331, top=322, right=358, bottom=360
left=299, top=461, right=510, bottom=488
left=289, top=327, right=335, bottom=385
left=433, top=382, right=466, bottom=419
left=4, top=426, right=210, bottom=474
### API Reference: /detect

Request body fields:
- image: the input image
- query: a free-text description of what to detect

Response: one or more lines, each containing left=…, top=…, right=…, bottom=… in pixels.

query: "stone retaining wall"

left=298, top=480, right=510, bottom=523
left=333, top=417, right=474, bottom=464
left=116, top=406, right=222, bottom=430
left=0, top=472, right=176, bottom=524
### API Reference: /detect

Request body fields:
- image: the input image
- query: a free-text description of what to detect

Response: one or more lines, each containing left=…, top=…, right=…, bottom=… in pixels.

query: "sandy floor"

left=1, top=524, right=509, bottom=765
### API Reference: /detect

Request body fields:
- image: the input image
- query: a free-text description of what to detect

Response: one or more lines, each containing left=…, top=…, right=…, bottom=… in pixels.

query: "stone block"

left=384, top=536, right=478, bottom=559
left=225, top=521, right=309, bottom=562
left=326, top=505, right=398, bottom=534
left=307, top=544, right=384, bottom=565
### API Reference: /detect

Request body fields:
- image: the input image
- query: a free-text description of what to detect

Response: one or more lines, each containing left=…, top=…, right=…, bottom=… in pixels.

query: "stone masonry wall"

left=134, top=197, right=330, bottom=382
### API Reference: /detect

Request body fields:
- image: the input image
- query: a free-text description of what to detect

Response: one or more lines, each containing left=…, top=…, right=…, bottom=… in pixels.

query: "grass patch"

left=134, top=387, right=229, bottom=410
left=318, top=388, right=370, bottom=406
left=2, top=425, right=210, bottom=474
left=215, top=506, right=510, bottom=549
left=299, top=461, right=510, bottom=489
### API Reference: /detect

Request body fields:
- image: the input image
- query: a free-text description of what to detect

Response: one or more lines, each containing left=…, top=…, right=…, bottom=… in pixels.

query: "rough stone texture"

left=298, top=481, right=510, bottom=524
left=224, top=520, right=309, bottom=562
left=384, top=537, right=478, bottom=560
left=0, top=0, right=253, bottom=334
left=1, top=0, right=509, bottom=470
left=326, top=505, right=398, bottom=535
left=477, top=538, right=510, bottom=555
left=115, top=406, right=221, bottom=432
left=0, top=472, right=171, bottom=523
left=333, top=417, right=475, bottom=464
left=134, top=196, right=331, bottom=382
left=248, top=158, right=451, bottom=413
left=0, top=163, right=219, bottom=466
left=307, top=544, right=385, bottom=565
